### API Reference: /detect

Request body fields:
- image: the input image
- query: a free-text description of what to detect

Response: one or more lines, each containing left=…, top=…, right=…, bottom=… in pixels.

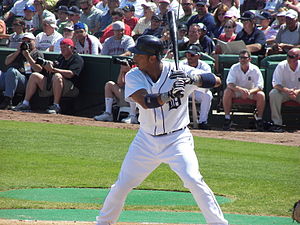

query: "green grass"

left=0, top=120, right=299, bottom=217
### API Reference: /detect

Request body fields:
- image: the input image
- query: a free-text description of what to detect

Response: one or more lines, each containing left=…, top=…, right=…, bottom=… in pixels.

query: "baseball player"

left=96, top=35, right=228, bottom=225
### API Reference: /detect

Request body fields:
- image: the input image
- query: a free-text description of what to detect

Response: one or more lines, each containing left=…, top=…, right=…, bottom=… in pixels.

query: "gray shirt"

left=101, top=35, right=135, bottom=56
left=276, top=23, right=300, bottom=45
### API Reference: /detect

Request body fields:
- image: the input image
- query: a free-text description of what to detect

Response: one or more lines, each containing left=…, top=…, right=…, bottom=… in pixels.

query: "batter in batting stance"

left=96, top=35, right=228, bottom=225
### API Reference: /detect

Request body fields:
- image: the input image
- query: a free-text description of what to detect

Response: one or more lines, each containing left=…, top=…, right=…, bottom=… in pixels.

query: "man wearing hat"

left=178, top=0, right=197, bottom=25
left=13, top=38, right=84, bottom=114
left=23, top=4, right=36, bottom=32
left=101, top=21, right=135, bottom=55
left=122, top=5, right=138, bottom=31
left=56, top=5, right=69, bottom=28
left=54, top=21, right=74, bottom=52
left=187, top=0, right=216, bottom=38
left=257, top=11, right=276, bottom=46
left=180, top=44, right=213, bottom=129
left=177, top=23, right=189, bottom=44
left=120, top=0, right=147, bottom=18
left=73, top=22, right=102, bottom=54
left=269, top=9, right=300, bottom=55
left=0, top=32, right=43, bottom=109
left=142, top=14, right=164, bottom=38
left=235, top=10, right=266, bottom=55
left=35, top=17, right=63, bottom=51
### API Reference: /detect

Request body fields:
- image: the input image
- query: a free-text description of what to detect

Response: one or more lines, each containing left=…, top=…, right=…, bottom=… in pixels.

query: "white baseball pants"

left=194, top=90, right=213, bottom=123
left=96, top=128, right=228, bottom=225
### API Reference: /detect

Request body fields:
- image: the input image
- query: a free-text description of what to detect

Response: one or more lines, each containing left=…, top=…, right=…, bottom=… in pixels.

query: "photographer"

left=13, top=38, right=84, bottom=114
left=0, top=33, right=43, bottom=110
left=94, top=58, right=138, bottom=124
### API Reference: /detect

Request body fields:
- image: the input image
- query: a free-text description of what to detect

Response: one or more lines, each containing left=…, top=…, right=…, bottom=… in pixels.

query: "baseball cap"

left=74, top=22, right=86, bottom=30
left=286, top=9, right=298, bottom=19
left=277, top=11, right=287, bottom=17
left=240, top=10, right=255, bottom=20
left=24, top=4, right=36, bottom=12
left=43, top=17, right=57, bottom=28
left=142, top=2, right=157, bottom=12
left=197, top=22, right=207, bottom=31
left=68, top=6, right=81, bottom=15
left=151, top=14, right=163, bottom=21
left=60, top=38, right=75, bottom=47
left=57, top=5, right=69, bottom=13
left=112, top=21, right=125, bottom=30
left=178, top=23, right=188, bottom=31
left=195, top=0, right=209, bottom=6
left=186, top=45, right=201, bottom=55
left=256, top=11, right=272, bottom=20
left=224, top=10, right=238, bottom=18
left=64, top=22, right=74, bottom=31
left=159, top=0, right=170, bottom=4
left=122, top=5, right=135, bottom=12
left=22, top=32, right=35, bottom=40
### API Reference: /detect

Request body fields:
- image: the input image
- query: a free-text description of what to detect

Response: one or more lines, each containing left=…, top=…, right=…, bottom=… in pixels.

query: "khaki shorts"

left=234, top=91, right=254, bottom=99
left=39, top=73, right=79, bottom=98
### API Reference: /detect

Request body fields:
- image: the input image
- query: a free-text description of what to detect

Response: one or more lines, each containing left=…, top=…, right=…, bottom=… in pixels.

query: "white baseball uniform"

left=96, top=61, right=228, bottom=225
left=180, top=59, right=213, bottom=123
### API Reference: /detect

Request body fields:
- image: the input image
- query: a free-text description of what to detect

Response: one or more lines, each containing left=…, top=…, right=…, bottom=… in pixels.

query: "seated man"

left=269, top=48, right=300, bottom=132
left=222, top=49, right=265, bottom=131
left=73, top=22, right=102, bottom=54
left=94, top=64, right=138, bottom=124
left=13, top=39, right=84, bottom=114
left=0, top=33, right=43, bottom=109
left=179, top=45, right=212, bottom=129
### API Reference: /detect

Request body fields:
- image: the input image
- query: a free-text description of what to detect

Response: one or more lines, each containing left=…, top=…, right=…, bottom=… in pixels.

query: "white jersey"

left=227, top=62, right=264, bottom=90
left=35, top=31, right=63, bottom=51
left=74, top=34, right=102, bottom=55
left=272, top=60, right=300, bottom=89
left=125, top=61, right=201, bottom=136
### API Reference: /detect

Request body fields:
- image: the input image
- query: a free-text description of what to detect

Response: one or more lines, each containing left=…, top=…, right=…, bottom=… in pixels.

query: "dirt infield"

left=0, top=110, right=299, bottom=146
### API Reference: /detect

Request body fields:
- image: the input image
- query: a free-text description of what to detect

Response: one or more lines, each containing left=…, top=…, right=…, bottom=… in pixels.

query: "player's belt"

left=154, top=126, right=187, bottom=137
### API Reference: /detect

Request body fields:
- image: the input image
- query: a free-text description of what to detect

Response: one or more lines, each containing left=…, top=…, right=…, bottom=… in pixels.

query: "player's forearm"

left=130, top=89, right=171, bottom=109
left=191, top=73, right=221, bottom=88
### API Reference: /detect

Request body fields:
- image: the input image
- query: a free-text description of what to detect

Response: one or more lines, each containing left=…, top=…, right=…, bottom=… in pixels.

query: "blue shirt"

left=200, top=35, right=215, bottom=55
left=187, top=13, right=216, bottom=38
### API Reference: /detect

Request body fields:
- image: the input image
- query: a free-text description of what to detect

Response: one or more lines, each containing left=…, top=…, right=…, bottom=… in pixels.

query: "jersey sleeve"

left=125, top=68, right=146, bottom=99
left=272, top=62, right=283, bottom=87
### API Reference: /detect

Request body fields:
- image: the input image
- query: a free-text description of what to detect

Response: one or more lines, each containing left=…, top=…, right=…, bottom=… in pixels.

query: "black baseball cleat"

left=223, top=119, right=232, bottom=131
left=0, top=96, right=12, bottom=110
left=269, top=125, right=284, bottom=133
left=198, top=122, right=210, bottom=130
left=255, top=119, right=264, bottom=131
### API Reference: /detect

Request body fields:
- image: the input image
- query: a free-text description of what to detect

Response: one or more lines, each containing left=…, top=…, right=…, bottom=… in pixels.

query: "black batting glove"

left=169, top=78, right=185, bottom=98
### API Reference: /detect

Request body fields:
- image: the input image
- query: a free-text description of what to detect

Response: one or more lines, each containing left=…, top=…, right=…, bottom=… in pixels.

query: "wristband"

left=201, top=73, right=216, bottom=88
left=144, top=94, right=161, bottom=108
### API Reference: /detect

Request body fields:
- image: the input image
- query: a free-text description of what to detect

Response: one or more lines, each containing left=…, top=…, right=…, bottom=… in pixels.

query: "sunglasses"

left=239, top=56, right=250, bottom=59
left=75, top=30, right=84, bottom=33
left=224, top=26, right=233, bottom=29
left=287, top=54, right=298, bottom=59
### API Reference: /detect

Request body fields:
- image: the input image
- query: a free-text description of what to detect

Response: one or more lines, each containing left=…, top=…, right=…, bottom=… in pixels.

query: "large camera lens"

left=20, top=42, right=30, bottom=51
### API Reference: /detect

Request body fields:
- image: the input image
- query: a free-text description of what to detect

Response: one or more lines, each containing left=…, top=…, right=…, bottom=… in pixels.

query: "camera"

left=36, top=57, right=52, bottom=66
left=112, top=57, right=135, bottom=67
left=20, top=42, right=30, bottom=51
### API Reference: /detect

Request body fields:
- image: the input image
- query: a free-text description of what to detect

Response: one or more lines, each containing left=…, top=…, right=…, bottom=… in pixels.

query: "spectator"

left=256, top=10, right=277, bottom=47
left=79, top=0, right=103, bottom=34
left=132, top=2, right=157, bottom=38
left=96, top=0, right=109, bottom=14
left=53, top=22, right=74, bottom=52
left=283, top=0, right=300, bottom=15
left=100, top=8, right=132, bottom=43
left=142, top=14, right=164, bottom=38
left=13, top=38, right=84, bottom=114
left=67, top=6, right=89, bottom=32
left=8, top=17, right=25, bottom=49
left=73, top=22, right=102, bottom=54
left=4, top=0, right=34, bottom=21
left=56, top=5, right=69, bottom=29
left=101, top=21, right=135, bottom=56
left=208, top=0, right=221, bottom=13
left=0, top=19, right=8, bottom=36
left=187, top=0, right=216, bottom=38
left=23, top=4, right=36, bottom=32
left=218, top=19, right=237, bottom=42
left=31, top=0, right=55, bottom=34
left=240, top=0, right=265, bottom=13
left=157, top=0, right=170, bottom=27
left=268, top=9, right=300, bottom=55
left=264, top=0, right=282, bottom=12
left=94, top=64, right=138, bottom=124
left=221, top=0, right=240, bottom=17
left=122, top=5, right=139, bottom=31
left=97, top=0, right=120, bottom=35
left=235, top=10, right=266, bottom=55
left=222, top=49, right=265, bottom=131
left=223, top=9, right=243, bottom=33
left=212, top=3, right=229, bottom=38
left=177, top=23, right=189, bottom=44
left=269, top=48, right=300, bottom=132
left=180, top=45, right=213, bottom=129
left=270, top=7, right=287, bottom=30
left=178, top=23, right=203, bottom=51
left=0, top=32, right=43, bottom=110
left=120, top=0, right=147, bottom=18
left=35, top=17, right=63, bottom=51
left=178, top=0, right=197, bottom=24
left=198, top=23, right=215, bottom=55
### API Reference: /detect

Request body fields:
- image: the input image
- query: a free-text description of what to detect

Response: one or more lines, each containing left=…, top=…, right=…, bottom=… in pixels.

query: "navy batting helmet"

left=129, top=35, right=164, bottom=56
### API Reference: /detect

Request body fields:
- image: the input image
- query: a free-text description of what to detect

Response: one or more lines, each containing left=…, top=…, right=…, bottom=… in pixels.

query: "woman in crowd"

left=213, top=4, right=229, bottom=38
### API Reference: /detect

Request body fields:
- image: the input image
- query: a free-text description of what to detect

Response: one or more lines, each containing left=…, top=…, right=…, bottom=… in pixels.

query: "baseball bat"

left=192, top=92, right=198, bottom=128
left=167, top=10, right=179, bottom=70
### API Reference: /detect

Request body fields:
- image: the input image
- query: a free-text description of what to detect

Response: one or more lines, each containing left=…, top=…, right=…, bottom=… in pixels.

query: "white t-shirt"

left=74, top=34, right=102, bottom=55
left=272, top=60, right=300, bottom=89
left=227, top=62, right=264, bottom=90
left=120, top=0, right=147, bottom=18
left=125, top=61, right=200, bottom=136
left=10, top=0, right=34, bottom=17
left=35, top=31, right=63, bottom=51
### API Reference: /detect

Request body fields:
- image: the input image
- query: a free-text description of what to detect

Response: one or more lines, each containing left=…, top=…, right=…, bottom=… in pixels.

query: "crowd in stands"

left=0, top=0, right=300, bottom=132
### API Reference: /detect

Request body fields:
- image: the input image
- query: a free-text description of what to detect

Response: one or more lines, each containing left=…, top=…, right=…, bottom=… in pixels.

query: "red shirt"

left=124, top=17, right=139, bottom=31
left=218, top=33, right=236, bottom=42
left=100, top=23, right=132, bottom=43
